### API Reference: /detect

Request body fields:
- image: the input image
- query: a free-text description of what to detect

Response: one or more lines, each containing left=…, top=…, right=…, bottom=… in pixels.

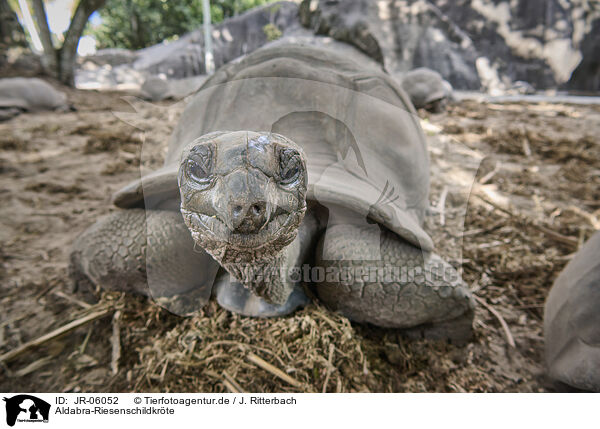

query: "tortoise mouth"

left=181, top=208, right=295, bottom=250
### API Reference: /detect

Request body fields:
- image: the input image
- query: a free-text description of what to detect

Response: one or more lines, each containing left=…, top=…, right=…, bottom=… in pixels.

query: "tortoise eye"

left=279, top=148, right=301, bottom=186
left=187, top=159, right=210, bottom=182
left=185, top=144, right=214, bottom=185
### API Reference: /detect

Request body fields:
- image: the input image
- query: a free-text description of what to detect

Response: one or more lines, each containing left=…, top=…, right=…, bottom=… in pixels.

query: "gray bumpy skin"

left=401, top=67, right=451, bottom=113
left=70, top=44, right=475, bottom=342
left=544, top=231, right=600, bottom=392
left=316, top=224, right=474, bottom=342
left=0, top=77, right=69, bottom=115
left=70, top=209, right=215, bottom=298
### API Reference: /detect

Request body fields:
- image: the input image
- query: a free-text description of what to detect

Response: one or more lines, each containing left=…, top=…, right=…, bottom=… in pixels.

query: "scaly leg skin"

left=70, top=209, right=219, bottom=314
left=315, top=224, right=475, bottom=344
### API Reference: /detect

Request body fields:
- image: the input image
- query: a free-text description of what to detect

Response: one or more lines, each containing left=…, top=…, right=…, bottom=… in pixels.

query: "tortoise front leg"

left=70, top=209, right=219, bottom=311
left=314, top=224, right=475, bottom=344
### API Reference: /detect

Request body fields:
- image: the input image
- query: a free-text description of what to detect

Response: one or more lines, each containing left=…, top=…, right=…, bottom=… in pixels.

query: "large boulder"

left=434, top=0, right=600, bottom=91
left=300, top=0, right=481, bottom=90
left=299, top=0, right=384, bottom=64
left=75, top=0, right=599, bottom=94
left=83, top=48, right=139, bottom=67
left=268, top=25, right=384, bottom=73
left=566, top=18, right=600, bottom=92
left=300, top=0, right=600, bottom=92
left=75, top=2, right=301, bottom=93
left=132, top=1, right=301, bottom=79
left=137, top=28, right=385, bottom=101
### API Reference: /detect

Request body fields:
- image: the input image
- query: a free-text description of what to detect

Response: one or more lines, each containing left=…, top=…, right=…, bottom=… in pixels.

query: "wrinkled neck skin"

left=221, top=236, right=301, bottom=306
left=181, top=208, right=302, bottom=305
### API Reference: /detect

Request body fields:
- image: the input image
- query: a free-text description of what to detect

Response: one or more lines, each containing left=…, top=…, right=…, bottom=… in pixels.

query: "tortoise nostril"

left=228, top=201, right=268, bottom=232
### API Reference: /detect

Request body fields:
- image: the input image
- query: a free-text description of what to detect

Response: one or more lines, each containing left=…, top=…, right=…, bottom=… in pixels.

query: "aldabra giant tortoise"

left=0, top=77, right=69, bottom=121
left=401, top=68, right=452, bottom=113
left=70, top=44, right=475, bottom=341
left=545, top=231, right=600, bottom=391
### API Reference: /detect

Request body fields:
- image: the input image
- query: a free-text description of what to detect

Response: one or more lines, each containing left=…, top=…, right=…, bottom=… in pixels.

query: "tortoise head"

left=178, top=131, right=307, bottom=264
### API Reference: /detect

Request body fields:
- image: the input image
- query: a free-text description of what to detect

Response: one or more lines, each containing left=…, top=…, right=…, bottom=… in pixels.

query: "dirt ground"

left=0, top=79, right=598, bottom=393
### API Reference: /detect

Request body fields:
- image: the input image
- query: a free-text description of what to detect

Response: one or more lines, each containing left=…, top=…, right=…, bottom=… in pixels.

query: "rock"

left=566, top=18, right=600, bottom=92
left=75, top=2, right=301, bottom=93
left=9, top=52, right=43, bottom=74
left=299, top=0, right=481, bottom=90
left=509, top=81, right=536, bottom=95
left=475, top=56, right=507, bottom=96
left=433, top=0, right=600, bottom=90
left=140, top=75, right=170, bottom=101
left=0, top=48, right=43, bottom=77
left=82, top=48, right=138, bottom=67
left=74, top=0, right=600, bottom=94
left=267, top=26, right=384, bottom=72
left=75, top=62, right=145, bottom=91
left=300, top=0, right=600, bottom=92
left=299, top=0, right=384, bottom=63
left=132, top=1, right=301, bottom=79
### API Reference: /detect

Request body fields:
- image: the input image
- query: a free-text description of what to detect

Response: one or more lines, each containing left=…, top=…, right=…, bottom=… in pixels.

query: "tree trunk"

left=59, top=0, right=106, bottom=85
left=31, top=0, right=58, bottom=77
left=31, top=0, right=106, bottom=85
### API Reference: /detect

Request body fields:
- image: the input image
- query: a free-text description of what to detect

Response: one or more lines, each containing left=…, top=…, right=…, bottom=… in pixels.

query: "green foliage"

left=89, top=0, right=277, bottom=50
left=262, top=23, right=281, bottom=41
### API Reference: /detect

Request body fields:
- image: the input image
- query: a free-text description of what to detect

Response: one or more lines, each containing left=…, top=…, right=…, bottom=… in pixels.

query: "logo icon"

left=3, top=395, right=50, bottom=427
